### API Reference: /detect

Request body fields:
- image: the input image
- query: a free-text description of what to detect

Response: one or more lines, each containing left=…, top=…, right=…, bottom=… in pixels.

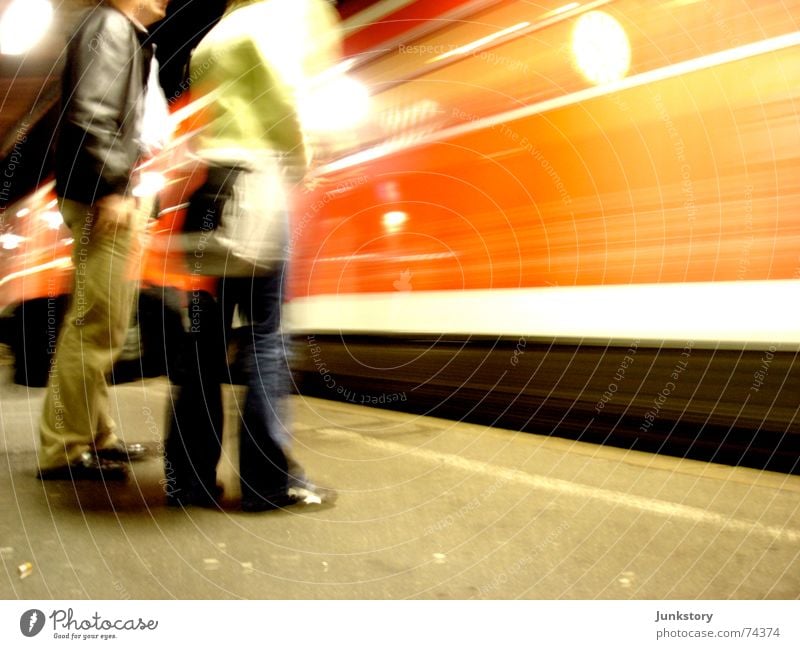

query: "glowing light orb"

left=0, top=0, right=53, bottom=55
left=382, top=211, right=408, bottom=232
left=571, top=11, right=631, bottom=85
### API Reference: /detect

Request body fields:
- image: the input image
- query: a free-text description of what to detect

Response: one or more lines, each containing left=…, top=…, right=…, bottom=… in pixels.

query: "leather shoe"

left=37, top=452, right=128, bottom=481
left=94, top=441, right=148, bottom=462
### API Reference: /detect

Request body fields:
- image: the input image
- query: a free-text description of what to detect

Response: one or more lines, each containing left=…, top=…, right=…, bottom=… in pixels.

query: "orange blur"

left=1, top=0, right=798, bottom=320
left=289, top=0, right=800, bottom=297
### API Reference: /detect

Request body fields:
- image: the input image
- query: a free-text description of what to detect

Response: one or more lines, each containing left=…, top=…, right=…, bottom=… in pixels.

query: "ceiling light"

left=0, top=0, right=53, bottom=55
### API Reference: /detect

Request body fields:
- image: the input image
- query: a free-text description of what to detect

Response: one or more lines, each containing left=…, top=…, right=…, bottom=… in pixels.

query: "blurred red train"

left=1, top=0, right=799, bottom=471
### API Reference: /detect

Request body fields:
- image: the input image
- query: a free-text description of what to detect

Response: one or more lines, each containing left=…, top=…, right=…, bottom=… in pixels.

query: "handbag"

left=182, top=160, right=288, bottom=277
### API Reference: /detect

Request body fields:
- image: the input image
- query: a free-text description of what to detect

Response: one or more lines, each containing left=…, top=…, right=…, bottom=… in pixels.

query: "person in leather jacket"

left=37, top=0, right=170, bottom=481
left=56, top=3, right=155, bottom=204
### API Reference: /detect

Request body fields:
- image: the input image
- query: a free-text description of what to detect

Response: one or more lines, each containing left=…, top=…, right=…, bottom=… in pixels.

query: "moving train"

left=1, top=0, right=798, bottom=472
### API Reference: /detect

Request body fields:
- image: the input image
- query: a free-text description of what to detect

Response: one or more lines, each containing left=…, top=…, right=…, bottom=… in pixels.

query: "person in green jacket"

left=164, top=0, right=341, bottom=511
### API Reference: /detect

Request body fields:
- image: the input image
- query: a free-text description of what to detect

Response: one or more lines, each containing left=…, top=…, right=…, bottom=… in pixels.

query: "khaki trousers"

left=37, top=198, right=142, bottom=470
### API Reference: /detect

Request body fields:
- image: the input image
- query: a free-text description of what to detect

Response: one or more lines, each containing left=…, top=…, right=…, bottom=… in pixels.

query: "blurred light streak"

left=341, top=0, right=420, bottom=34
left=379, top=99, right=441, bottom=133
left=39, top=211, right=63, bottom=230
left=429, top=21, right=530, bottom=63
left=301, top=75, right=371, bottom=132
left=0, top=257, right=72, bottom=286
left=0, top=233, right=25, bottom=250
left=132, top=171, right=166, bottom=198
left=541, top=3, right=581, bottom=20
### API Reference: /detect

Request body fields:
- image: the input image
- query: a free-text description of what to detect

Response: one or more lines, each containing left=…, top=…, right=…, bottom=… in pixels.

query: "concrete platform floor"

left=1, top=372, right=799, bottom=599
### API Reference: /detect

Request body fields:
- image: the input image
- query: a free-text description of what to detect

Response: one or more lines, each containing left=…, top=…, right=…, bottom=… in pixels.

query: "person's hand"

left=94, top=194, right=134, bottom=234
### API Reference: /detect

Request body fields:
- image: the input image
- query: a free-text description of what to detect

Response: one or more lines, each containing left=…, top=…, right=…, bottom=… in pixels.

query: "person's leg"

left=94, top=194, right=153, bottom=451
left=227, top=271, right=294, bottom=507
left=164, top=289, right=226, bottom=504
left=38, top=198, right=135, bottom=472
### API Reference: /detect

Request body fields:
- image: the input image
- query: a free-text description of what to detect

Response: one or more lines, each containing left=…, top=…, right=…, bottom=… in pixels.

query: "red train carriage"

left=289, top=0, right=800, bottom=472
left=1, top=0, right=798, bottom=471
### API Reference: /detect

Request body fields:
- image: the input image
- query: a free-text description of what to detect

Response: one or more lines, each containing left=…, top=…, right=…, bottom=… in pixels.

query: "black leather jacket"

left=56, top=5, right=154, bottom=204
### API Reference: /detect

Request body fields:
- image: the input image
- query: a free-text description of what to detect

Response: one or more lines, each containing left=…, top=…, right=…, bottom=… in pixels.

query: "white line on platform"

left=317, top=427, right=800, bottom=544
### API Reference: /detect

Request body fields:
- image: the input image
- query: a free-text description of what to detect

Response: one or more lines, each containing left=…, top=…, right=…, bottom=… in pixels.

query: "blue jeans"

left=165, top=267, right=295, bottom=504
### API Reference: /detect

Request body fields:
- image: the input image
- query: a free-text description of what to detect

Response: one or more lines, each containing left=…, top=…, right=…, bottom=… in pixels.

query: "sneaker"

left=241, top=484, right=337, bottom=512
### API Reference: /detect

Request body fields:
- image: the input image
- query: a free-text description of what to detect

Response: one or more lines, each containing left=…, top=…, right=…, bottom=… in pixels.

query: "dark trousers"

left=164, top=268, right=293, bottom=505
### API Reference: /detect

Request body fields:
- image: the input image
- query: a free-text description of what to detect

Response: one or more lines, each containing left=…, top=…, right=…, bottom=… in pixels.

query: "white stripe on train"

left=286, top=280, right=800, bottom=347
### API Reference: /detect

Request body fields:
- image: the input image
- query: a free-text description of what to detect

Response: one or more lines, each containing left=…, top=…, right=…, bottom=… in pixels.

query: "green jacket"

left=189, top=0, right=340, bottom=180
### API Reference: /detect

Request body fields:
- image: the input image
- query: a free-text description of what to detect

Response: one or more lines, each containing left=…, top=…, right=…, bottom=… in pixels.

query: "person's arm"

left=63, top=11, right=138, bottom=201
left=242, top=37, right=309, bottom=182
